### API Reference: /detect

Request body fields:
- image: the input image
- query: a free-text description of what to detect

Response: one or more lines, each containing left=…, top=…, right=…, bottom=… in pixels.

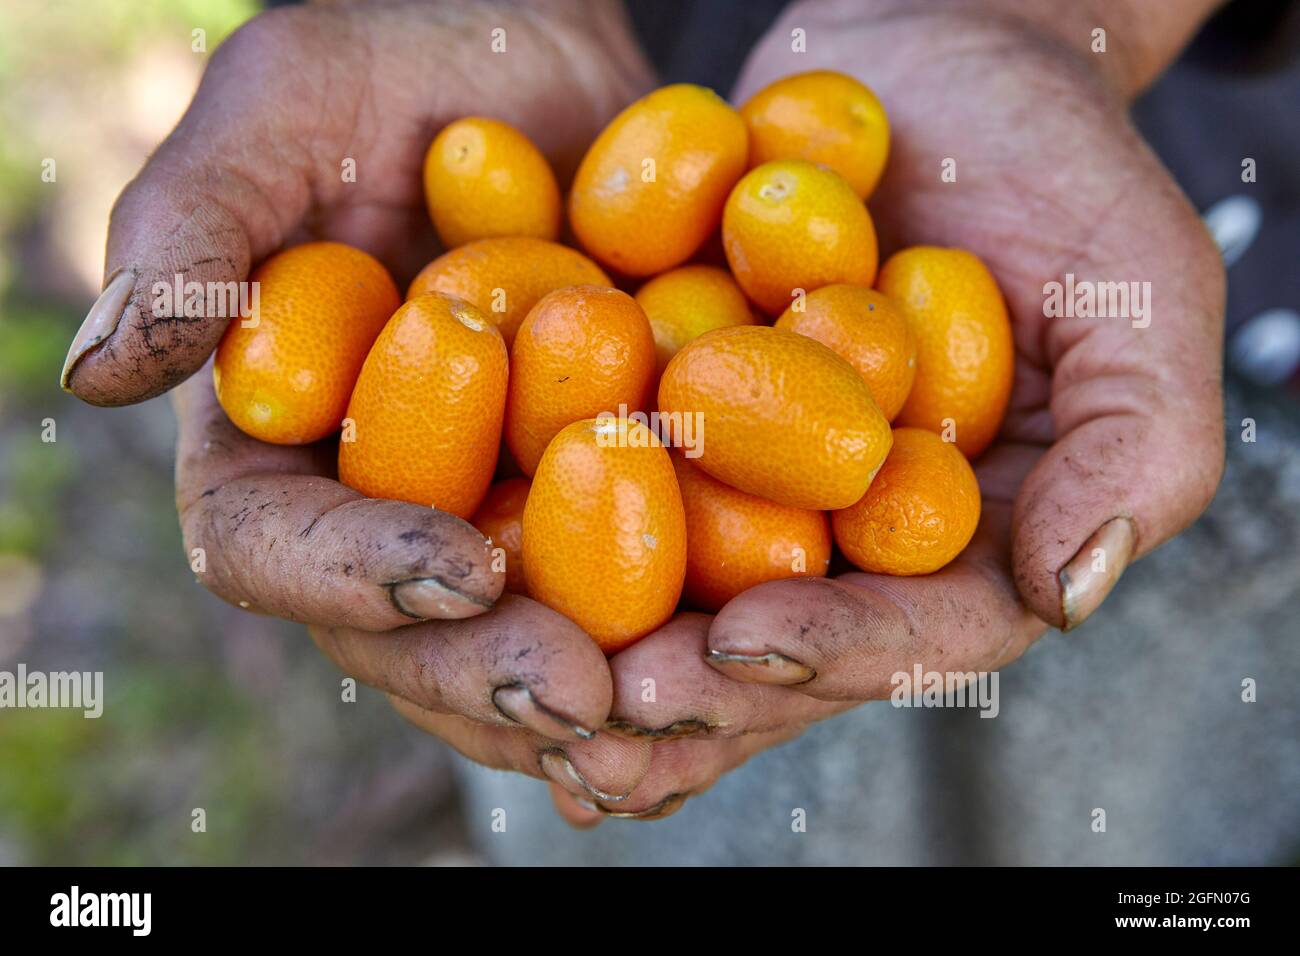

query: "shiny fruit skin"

left=569, top=84, right=749, bottom=277
left=407, top=237, right=610, bottom=348
left=471, top=477, right=531, bottom=595
left=723, top=159, right=877, bottom=315
left=740, top=70, right=890, bottom=200
left=673, top=453, right=831, bottom=611
left=338, top=293, right=507, bottom=519
left=213, top=241, right=399, bottom=445
left=832, top=427, right=980, bottom=575
left=775, top=284, right=916, bottom=421
left=634, top=264, right=757, bottom=376
left=506, top=286, right=656, bottom=476
left=876, top=246, right=1014, bottom=459
left=658, top=325, right=892, bottom=510
left=523, top=418, right=686, bottom=653
left=423, top=117, right=560, bottom=247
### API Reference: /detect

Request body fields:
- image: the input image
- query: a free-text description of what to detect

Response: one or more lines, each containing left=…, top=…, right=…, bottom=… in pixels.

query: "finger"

left=707, top=443, right=1047, bottom=699
left=592, top=727, right=806, bottom=820
left=310, top=594, right=614, bottom=741
left=1011, top=188, right=1226, bottom=628
left=389, top=700, right=652, bottom=803
left=174, top=371, right=503, bottom=629
left=548, top=784, right=604, bottom=829
left=62, top=10, right=322, bottom=405
left=606, top=614, right=842, bottom=741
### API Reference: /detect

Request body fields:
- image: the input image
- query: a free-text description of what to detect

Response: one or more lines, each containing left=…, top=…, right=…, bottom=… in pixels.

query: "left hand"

left=70, top=0, right=663, bottom=802
left=549, top=0, right=1228, bottom=824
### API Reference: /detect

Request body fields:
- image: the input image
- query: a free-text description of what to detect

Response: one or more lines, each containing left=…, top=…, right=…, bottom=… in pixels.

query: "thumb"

left=60, top=13, right=315, bottom=406
left=1011, top=194, right=1227, bottom=630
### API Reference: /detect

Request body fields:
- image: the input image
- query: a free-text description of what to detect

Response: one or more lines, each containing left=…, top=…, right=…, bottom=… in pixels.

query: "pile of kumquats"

left=212, top=70, right=1014, bottom=653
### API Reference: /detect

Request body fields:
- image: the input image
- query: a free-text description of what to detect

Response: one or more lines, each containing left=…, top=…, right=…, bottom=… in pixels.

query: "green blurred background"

left=0, top=0, right=476, bottom=865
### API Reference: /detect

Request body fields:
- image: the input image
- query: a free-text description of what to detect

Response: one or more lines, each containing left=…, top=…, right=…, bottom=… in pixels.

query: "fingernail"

left=493, top=684, right=596, bottom=741
left=573, top=797, right=599, bottom=813
left=599, top=792, right=689, bottom=820
left=1059, top=516, right=1137, bottom=631
left=61, top=270, right=135, bottom=390
left=390, top=577, right=491, bottom=620
left=604, top=718, right=710, bottom=740
left=538, top=748, right=630, bottom=803
left=705, top=649, right=816, bottom=685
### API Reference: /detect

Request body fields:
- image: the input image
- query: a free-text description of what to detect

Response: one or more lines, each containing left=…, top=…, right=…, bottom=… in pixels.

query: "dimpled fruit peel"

left=214, top=78, right=1010, bottom=653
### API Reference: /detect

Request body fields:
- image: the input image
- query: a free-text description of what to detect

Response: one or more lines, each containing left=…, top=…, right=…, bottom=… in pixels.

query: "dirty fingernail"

left=538, top=748, right=630, bottom=802
left=493, top=684, right=595, bottom=741
left=61, top=270, right=136, bottom=390
left=1059, top=516, right=1137, bottom=631
left=390, top=577, right=491, bottom=620
left=604, top=718, right=709, bottom=740
left=599, top=792, right=689, bottom=820
left=705, top=649, right=816, bottom=685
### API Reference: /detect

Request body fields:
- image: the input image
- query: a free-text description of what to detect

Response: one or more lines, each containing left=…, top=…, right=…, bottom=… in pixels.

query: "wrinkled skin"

left=65, top=0, right=1225, bottom=825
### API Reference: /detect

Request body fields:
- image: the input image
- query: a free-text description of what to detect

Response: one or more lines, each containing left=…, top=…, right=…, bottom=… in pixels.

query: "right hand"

left=70, top=0, right=660, bottom=803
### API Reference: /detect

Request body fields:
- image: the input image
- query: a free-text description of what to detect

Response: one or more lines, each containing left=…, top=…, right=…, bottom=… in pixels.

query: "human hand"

left=548, top=0, right=1229, bottom=823
left=70, top=0, right=663, bottom=798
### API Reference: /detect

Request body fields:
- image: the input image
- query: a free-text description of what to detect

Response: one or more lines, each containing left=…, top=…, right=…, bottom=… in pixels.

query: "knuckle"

left=177, top=482, right=264, bottom=609
left=210, top=7, right=312, bottom=77
left=1178, top=426, right=1226, bottom=521
left=1186, top=221, right=1229, bottom=310
left=180, top=504, right=227, bottom=596
left=399, top=643, right=449, bottom=713
left=106, top=178, right=144, bottom=240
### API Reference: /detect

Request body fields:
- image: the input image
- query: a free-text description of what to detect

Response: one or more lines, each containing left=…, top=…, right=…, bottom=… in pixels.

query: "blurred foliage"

left=0, top=668, right=274, bottom=865
left=0, top=302, right=70, bottom=394
left=0, top=437, right=76, bottom=556
left=0, top=0, right=472, bottom=868
left=0, top=0, right=351, bottom=867
left=0, top=0, right=256, bottom=225
left=0, top=303, right=82, bottom=555
left=0, top=0, right=256, bottom=76
left=0, top=0, right=253, bottom=554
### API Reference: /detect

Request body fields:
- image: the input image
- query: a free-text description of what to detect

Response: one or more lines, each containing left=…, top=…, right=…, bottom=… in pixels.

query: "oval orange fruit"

left=423, top=117, right=560, bottom=247
left=406, top=237, right=610, bottom=348
left=633, top=264, right=757, bottom=375
left=471, top=477, right=531, bottom=595
left=569, top=84, right=748, bottom=277
left=740, top=70, right=890, bottom=200
left=876, top=246, right=1014, bottom=458
left=832, top=427, right=981, bottom=576
left=658, top=325, right=891, bottom=510
left=338, top=292, right=507, bottom=519
left=774, top=284, right=916, bottom=421
left=523, top=418, right=686, bottom=653
left=213, top=241, right=399, bottom=445
left=506, top=286, right=656, bottom=476
left=673, top=453, right=831, bottom=611
left=723, top=159, right=878, bottom=315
